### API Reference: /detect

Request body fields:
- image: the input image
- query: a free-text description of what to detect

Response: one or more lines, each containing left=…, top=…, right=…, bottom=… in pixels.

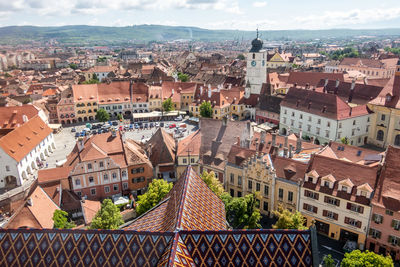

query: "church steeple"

left=250, top=29, right=263, bottom=53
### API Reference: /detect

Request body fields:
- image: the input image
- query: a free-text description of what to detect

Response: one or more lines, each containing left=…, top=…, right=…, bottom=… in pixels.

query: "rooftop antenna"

left=256, top=27, right=259, bottom=38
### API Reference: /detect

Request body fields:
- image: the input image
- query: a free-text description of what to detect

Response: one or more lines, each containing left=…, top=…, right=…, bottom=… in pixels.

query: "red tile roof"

left=0, top=115, right=52, bottom=162
left=369, top=74, right=400, bottom=108
left=81, top=199, right=101, bottom=225
left=38, top=166, right=72, bottom=184
left=0, top=105, right=39, bottom=129
left=147, top=128, right=176, bottom=167
left=287, top=72, right=344, bottom=87
left=281, top=87, right=371, bottom=120
left=72, top=84, right=98, bottom=102
left=372, top=146, right=400, bottom=210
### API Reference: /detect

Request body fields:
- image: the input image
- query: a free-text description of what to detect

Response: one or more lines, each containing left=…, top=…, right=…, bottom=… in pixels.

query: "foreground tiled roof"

left=0, top=228, right=314, bottom=267
left=125, top=166, right=226, bottom=232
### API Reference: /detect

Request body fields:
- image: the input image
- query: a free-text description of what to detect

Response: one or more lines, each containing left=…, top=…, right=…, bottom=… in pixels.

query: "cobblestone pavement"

left=45, top=119, right=198, bottom=169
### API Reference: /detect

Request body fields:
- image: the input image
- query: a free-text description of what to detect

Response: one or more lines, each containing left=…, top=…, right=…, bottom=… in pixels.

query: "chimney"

left=22, top=114, right=28, bottom=123
left=305, top=83, right=310, bottom=90
left=351, top=79, right=356, bottom=90
left=237, top=136, right=240, bottom=145
left=283, top=147, right=288, bottom=158
left=274, top=146, right=279, bottom=156
left=349, top=107, right=352, bottom=116
left=77, top=137, right=85, bottom=152
left=296, top=131, right=302, bottom=153
left=289, top=144, right=293, bottom=158
left=111, top=128, right=117, bottom=137
left=27, top=198, right=33, bottom=206
left=328, top=139, right=333, bottom=147
left=324, top=78, right=328, bottom=87
left=310, top=136, right=315, bottom=144
left=335, top=79, right=340, bottom=88
left=294, top=83, right=297, bottom=88
left=222, top=115, right=228, bottom=126
left=272, top=132, right=277, bottom=147
left=260, top=131, right=266, bottom=144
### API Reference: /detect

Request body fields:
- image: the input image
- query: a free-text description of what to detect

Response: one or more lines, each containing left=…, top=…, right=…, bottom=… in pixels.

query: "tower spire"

left=256, top=28, right=259, bottom=38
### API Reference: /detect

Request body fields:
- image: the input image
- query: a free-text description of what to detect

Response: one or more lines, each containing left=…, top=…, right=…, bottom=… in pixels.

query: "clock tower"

left=246, top=29, right=267, bottom=95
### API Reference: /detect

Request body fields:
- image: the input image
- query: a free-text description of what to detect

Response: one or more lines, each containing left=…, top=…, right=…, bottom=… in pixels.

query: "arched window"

left=252, top=53, right=255, bottom=59
left=377, top=130, right=384, bottom=141
left=395, top=135, right=400, bottom=146
left=112, top=173, right=117, bottom=179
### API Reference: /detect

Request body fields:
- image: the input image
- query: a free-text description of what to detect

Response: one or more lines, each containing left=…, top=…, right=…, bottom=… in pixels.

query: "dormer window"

left=324, top=181, right=330, bottom=187
left=342, top=186, right=348, bottom=192
left=386, top=94, right=392, bottom=102
left=360, top=190, right=367, bottom=197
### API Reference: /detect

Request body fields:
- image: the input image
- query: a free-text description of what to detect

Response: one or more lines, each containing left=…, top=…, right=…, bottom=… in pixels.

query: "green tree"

left=22, top=98, right=32, bottom=104
left=52, top=210, right=76, bottom=229
left=236, top=54, right=245, bottom=60
left=341, top=250, right=393, bottom=267
left=4, top=72, right=11, bottom=78
left=201, top=171, right=225, bottom=198
left=69, top=63, right=78, bottom=70
left=117, top=113, right=123, bottom=121
left=225, top=193, right=261, bottom=229
left=92, top=73, right=98, bottom=81
left=162, top=98, right=174, bottom=112
left=177, top=72, right=189, bottom=82
left=323, top=254, right=335, bottom=267
left=272, top=206, right=308, bottom=230
left=136, top=179, right=173, bottom=216
left=96, top=108, right=110, bottom=122
left=341, top=137, right=349, bottom=145
left=200, top=101, right=213, bottom=118
left=90, top=199, right=123, bottom=229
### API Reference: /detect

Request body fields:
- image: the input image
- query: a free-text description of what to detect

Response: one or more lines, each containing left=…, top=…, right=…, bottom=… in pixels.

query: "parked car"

left=160, top=122, right=164, bottom=127
left=71, top=127, right=77, bottom=132
left=150, top=122, right=154, bottom=128
left=169, top=123, right=176, bottom=129
left=75, top=132, right=80, bottom=138
left=144, top=123, right=149, bottom=128
left=129, top=124, right=133, bottom=130
left=174, top=115, right=183, bottom=121
left=112, top=121, right=118, bottom=126
left=134, top=124, right=139, bottom=129
left=179, top=123, right=187, bottom=128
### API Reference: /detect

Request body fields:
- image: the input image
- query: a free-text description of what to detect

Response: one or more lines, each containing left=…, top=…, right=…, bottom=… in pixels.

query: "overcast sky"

left=1, top=0, right=400, bottom=30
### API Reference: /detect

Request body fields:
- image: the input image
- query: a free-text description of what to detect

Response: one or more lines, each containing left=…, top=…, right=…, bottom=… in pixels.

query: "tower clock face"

left=251, top=60, right=256, bottom=67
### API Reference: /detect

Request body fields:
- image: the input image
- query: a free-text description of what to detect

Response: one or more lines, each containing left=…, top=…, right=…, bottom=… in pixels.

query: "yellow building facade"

left=367, top=104, right=400, bottom=148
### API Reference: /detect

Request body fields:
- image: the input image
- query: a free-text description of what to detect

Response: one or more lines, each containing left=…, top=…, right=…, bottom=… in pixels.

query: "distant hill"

left=0, top=25, right=400, bottom=45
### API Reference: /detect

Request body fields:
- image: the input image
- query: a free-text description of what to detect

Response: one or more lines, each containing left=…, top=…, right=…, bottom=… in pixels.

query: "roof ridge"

left=174, top=166, right=192, bottom=230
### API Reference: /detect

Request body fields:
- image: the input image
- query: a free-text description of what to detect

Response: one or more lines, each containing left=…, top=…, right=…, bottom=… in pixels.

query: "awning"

left=48, top=123, right=62, bottom=130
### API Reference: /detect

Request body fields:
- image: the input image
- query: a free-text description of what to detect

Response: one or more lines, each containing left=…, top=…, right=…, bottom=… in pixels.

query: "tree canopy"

left=322, top=254, right=335, bottom=267
left=200, top=101, right=213, bottom=118
left=162, top=98, right=174, bottom=112
left=177, top=72, right=189, bottom=82
left=272, top=206, right=308, bottom=230
left=52, top=210, right=76, bottom=229
left=329, top=47, right=359, bottom=61
left=236, top=54, right=245, bottom=60
left=96, top=108, right=110, bottom=122
left=69, top=63, right=78, bottom=70
left=225, top=193, right=261, bottom=229
left=341, top=250, right=393, bottom=267
left=90, top=199, right=124, bottom=230
left=201, top=170, right=261, bottom=229
left=136, top=179, right=173, bottom=216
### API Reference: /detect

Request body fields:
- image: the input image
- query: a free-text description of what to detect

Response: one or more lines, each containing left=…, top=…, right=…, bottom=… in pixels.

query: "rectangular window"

left=90, top=188, right=96, bottom=195
left=183, top=158, right=187, bottom=164
left=123, top=183, right=128, bottom=190
left=237, top=191, right=242, bottom=197
left=386, top=210, right=394, bottom=216
left=238, top=176, right=242, bottom=186
left=5, top=165, right=10, bottom=171
left=381, top=114, right=386, bottom=121
left=264, top=185, right=269, bottom=197
left=324, top=196, right=340, bottom=206
left=300, top=114, right=303, bottom=119
left=307, top=125, right=311, bottom=131
left=304, top=190, right=319, bottom=200
left=317, top=119, right=321, bottom=125
left=347, top=203, right=364, bottom=214
left=278, top=188, right=283, bottom=200
left=89, top=177, right=94, bottom=184
left=327, top=121, right=330, bottom=127
left=323, top=210, right=338, bottom=220
left=75, top=179, right=81, bottom=186
left=104, top=186, right=110, bottom=193
left=344, top=217, right=361, bottom=228
left=316, top=127, right=320, bottom=135
left=308, top=116, right=312, bottom=122
left=339, top=122, right=342, bottom=128
left=389, top=236, right=399, bottom=246
left=256, top=182, right=260, bottom=192
left=288, top=191, right=293, bottom=202
left=263, top=201, right=268, bottom=211
left=87, top=163, right=92, bottom=169
left=248, top=180, right=253, bottom=190
left=369, top=228, right=381, bottom=239
left=303, top=203, right=317, bottom=213
left=392, top=219, right=400, bottom=230
left=191, top=158, right=195, bottom=163
left=373, top=214, right=383, bottom=224
left=76, top=191, right=82, bottom=197
left=99, top=162, right=104, bottom=168
left=230, top=173, right=234, bottom=184
left=113, top=184, right=119, bottom=191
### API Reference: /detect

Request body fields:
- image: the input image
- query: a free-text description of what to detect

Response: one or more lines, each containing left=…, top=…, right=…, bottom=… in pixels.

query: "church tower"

left=245, top=29, right=267, bottom=95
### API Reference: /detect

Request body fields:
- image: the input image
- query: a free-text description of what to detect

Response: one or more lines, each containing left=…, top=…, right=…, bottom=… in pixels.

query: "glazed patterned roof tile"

left=125, top=166, right=227, bottom=232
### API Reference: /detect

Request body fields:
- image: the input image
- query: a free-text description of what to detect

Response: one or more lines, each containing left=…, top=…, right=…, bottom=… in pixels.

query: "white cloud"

left=294, top=8, right=400, bottom=29
left=208, top=19, right=277, bottom=30
left=252, top=1, right=267, bottom=8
